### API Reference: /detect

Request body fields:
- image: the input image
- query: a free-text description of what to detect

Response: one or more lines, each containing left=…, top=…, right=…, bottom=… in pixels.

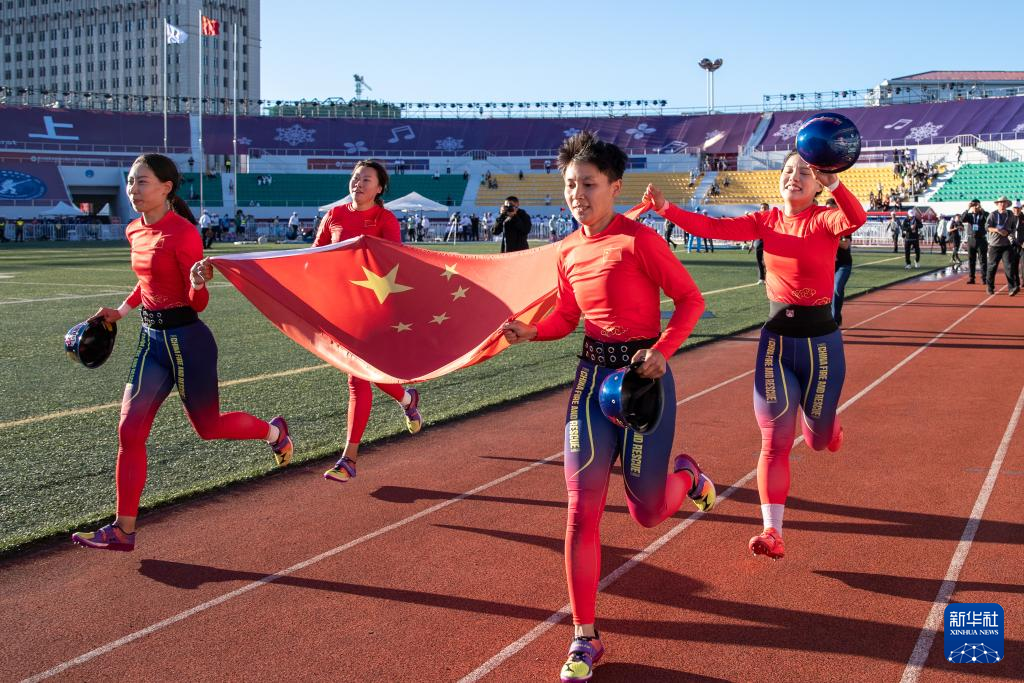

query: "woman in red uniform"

left=317, top=160, right=423, bottom=483
left=71, top=153, right=293, bottom=552
left=643, top=149, right=867, bottom=561
left=503, top=133, right=714, bottom=682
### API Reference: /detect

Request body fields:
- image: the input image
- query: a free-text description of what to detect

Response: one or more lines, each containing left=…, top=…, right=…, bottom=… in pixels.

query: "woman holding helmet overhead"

left=503, top=132, right=714, bottom=682
left=643, top=148, right=866, bottom=561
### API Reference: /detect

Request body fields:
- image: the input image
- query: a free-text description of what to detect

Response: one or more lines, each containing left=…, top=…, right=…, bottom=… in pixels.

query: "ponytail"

left=170, top=195, right=197, bottom=225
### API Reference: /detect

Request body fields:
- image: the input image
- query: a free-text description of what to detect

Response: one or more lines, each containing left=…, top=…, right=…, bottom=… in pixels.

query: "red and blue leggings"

left=563, top=360, right=693, bottom=625
left=753, top=328, right=845, bottom=505
left=116, top=321, right=269, bottom=516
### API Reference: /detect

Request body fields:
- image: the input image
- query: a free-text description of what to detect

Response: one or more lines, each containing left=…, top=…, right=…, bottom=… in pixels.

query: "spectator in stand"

left=518, top=170, right=525, bottom=181
left=902, top=208, right=922, bottom=269
left=432, top=170, right=440, bottom=180
left=962, top=199, right=989, bottom=285
left=545, top=192, right=552, bottom=206
left=313, top=160, right=424, bottom=484
left=544, top=159, right=552, bottom=174
left=948, top=214, right=963, bottom=267
left=886, top=211, right=901, bottom=253
left=493, top=196, right=531, bottom=252
left=985, top=196, right=1019, bottom=296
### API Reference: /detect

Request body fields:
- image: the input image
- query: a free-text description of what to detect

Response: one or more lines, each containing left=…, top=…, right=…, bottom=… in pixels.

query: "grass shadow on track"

left=588, top=664, right=731, bottom=682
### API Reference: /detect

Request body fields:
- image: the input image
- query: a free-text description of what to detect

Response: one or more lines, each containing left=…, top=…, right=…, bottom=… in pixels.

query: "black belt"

left=580, top=336, right=658, bottom=369
left=141, top=306, right=198, bottom=330
left=764, top=302, right=837, bottom=338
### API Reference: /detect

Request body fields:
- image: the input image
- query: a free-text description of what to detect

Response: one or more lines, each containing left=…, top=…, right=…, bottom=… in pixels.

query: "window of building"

left=15, top=51, right=21, bottom=61
left=3, top=70, right=10, bottom=80
left=27, top=67, right=33, bottom=77
left=61, top=46, right=68, bottom=57
left=15, top=68, right=22, bottom=78
left=73, top=26, right=80, bottom=38
left=49, top=47, right=56, bottom=58
left=85, top=25, right=92, bottom=37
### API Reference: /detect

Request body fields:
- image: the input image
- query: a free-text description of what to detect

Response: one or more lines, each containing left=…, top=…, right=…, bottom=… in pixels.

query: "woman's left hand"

left=631, top=348, right=666, bottom=379
left=811, top=168, right=838, bottom=189
left=190, top=257, right=214, bottom=288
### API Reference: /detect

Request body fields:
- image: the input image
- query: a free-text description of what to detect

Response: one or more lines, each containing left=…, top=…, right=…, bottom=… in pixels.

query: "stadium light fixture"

left=698, top=57, right=723, bottom=114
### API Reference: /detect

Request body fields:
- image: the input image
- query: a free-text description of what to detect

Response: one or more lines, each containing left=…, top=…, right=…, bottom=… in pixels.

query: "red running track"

left=2, top=269, right=1022, bottom=683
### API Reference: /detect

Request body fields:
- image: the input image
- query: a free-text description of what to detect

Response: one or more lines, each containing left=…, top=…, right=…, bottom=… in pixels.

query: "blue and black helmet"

left=598, top=363, right=662, bottom=433
left=65, top=319, right=117, bottom=369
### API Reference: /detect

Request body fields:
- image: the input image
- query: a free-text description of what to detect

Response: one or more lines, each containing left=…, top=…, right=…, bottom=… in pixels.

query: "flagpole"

left=198, top=9, right=204, bottom=214
left=232, top=22, right=238, bottom=214
left=162, top=18, right=168, bottom=152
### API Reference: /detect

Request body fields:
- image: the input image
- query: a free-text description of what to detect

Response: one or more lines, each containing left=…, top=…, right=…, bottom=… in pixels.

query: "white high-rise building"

left=0, top=0, right=260, bottom=114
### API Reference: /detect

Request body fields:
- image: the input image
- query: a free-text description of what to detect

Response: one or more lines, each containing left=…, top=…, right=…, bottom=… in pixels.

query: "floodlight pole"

left=698, top=58, right=723, bottom=114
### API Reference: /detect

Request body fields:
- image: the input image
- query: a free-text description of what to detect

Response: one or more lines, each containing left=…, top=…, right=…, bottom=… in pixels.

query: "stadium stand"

left=236, top=173, right=467, bottom=208
left=705, top=166, right=911, bottom=205
left=181, top=173, right=224, bottom=206
left=475, top=172, right=704, bottom=207
left=931, top=162, right=1024, bottom=203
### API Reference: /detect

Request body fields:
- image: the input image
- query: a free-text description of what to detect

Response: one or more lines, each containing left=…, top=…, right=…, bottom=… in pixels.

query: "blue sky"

left=261, top=0, right=1015, bottom=109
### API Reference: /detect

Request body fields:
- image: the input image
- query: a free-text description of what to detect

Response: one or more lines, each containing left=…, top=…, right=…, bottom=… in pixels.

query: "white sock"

left=760, top=503, right=785, bottom=534
left=265, top=424, right=280, bottom=444
left=400, top=390, right=412, bottom=408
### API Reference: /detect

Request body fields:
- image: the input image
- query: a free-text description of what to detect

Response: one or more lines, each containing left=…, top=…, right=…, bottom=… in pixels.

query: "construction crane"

left=353, top=74, right=373, bottom=100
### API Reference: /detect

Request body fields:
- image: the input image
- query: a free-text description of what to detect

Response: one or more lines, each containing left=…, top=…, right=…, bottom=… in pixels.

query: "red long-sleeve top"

left=534, top=214, right=705, bottom=358
left=658, top=183, right=867, bottom=306
left=122, top=210, right=209, bottom=312
left=313, top=203, right=402, bottom=246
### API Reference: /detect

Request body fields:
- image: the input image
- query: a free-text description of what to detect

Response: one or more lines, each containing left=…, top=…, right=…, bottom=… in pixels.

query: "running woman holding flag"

left=503, top=132, right=715, bottom=682
left=315, top=160, right=423, bottom=483
left=71, top=153, right=293, bottom=552
left=642, top=149, right=866, bottom=561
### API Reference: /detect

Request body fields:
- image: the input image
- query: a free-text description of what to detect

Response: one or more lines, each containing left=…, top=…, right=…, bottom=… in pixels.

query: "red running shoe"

left=749, top=527, right=785, bottom=560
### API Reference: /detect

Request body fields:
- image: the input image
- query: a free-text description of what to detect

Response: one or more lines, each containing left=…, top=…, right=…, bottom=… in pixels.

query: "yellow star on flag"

left=430, top=312, right=450, bottom=325
left=350, top=264, right=413, bottom=304
left=441, top=264, right=459, bottom=281
left=451, top=285, right=469, bottom=301
left=392, top=322, right=412, bottom=333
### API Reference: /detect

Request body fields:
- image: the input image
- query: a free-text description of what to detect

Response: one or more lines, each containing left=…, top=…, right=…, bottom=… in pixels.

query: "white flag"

left=166, top=23, right=188, bottom=44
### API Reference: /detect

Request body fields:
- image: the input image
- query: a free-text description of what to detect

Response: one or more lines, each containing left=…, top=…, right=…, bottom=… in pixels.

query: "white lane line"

left=19, top=278, right=963, bottom=682
left=0, top=283, right=232, bottom=305
left=0, top=364, right=332, bottom=431
left=899, top=381, right=1024, bottom=683
left=458, top=282, right=992, bottom=682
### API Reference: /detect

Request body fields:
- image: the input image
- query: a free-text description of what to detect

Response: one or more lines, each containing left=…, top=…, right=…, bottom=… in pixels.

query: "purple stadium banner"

left=0, top=160, right=69, bottom=202
left=759, top=97, right=1024, bottom=150
left=199, top=113, right=762, bottom=156
left=0, top=107, right=190, bottom=152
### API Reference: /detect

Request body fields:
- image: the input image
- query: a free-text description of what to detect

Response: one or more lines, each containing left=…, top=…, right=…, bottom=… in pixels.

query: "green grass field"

left=0, top=239, right=951, bottom=554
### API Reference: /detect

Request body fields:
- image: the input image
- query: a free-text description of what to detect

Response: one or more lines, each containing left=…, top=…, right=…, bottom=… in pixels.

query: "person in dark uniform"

left=948, top=214, right=963, bottom=267
left=662, top=217, right=677, bottom=249
left=962, top=199, right=989, bottom=285
left=750, top=202, right=769, bottom=283
left=902, top=208, right=922, bottom=269
left=985, top=196, right=1019, bottom=296
left=492, top=195, right=531, bottom=252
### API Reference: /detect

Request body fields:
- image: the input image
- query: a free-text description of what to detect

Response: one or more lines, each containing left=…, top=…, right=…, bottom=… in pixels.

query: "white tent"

left=318, top=194, right=352, bottom=212
left=384, top=192, right=447, bottom=212
left=40, top=201, right=85, bottom=216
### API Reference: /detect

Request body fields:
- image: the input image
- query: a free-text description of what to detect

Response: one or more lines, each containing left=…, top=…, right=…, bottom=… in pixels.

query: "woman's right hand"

left=88, top=306, right=122, bottom=324
left=642, top=184, right=666, bottom=212
left=501, top=320, right=537, bottom=345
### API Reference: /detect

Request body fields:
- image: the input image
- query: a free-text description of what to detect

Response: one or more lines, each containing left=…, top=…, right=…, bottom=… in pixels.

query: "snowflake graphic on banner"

left=905, top=122, right=944, bottom=143
left=658, top=140, right=689, bottom=154
left=1013, top=122, right=1024, bottom=135
left=625, top=123, right=656, bottom=139
left=773, top=122, right=803, bottom=141
left=563, top=127, right=582, bottom=138
left=274, top=124, right=316, bottom=147
left=344, top=140, right=369, bottom=154
left=435, top=137, right=464, bottom=152
left=705, top=129, right=725, bottom=141
left=237, top=136, right=252, bottom=146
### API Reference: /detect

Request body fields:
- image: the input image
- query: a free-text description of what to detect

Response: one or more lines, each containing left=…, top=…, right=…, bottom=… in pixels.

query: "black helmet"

left=65, top=319, right=117, bottom=369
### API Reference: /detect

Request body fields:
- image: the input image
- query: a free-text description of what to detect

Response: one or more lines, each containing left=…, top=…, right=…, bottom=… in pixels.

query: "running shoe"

left=324, top=455, right=357, bottom=483
left=749, top=527, right=785, bottom=560
left=673, top=454, right=716, bottom=512
left=560, top=633, right=604, bottom=682
left=269, top=416, right=293, bottom=467
left=403, top=388, right=422, bottom=434
left=71, top=523, right=135, bottom=552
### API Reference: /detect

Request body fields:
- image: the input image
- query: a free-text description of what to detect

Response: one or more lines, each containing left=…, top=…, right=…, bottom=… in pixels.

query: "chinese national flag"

left=201, top=16, right=220, bottom=36
left=211, top=236, right=560, bottom=383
